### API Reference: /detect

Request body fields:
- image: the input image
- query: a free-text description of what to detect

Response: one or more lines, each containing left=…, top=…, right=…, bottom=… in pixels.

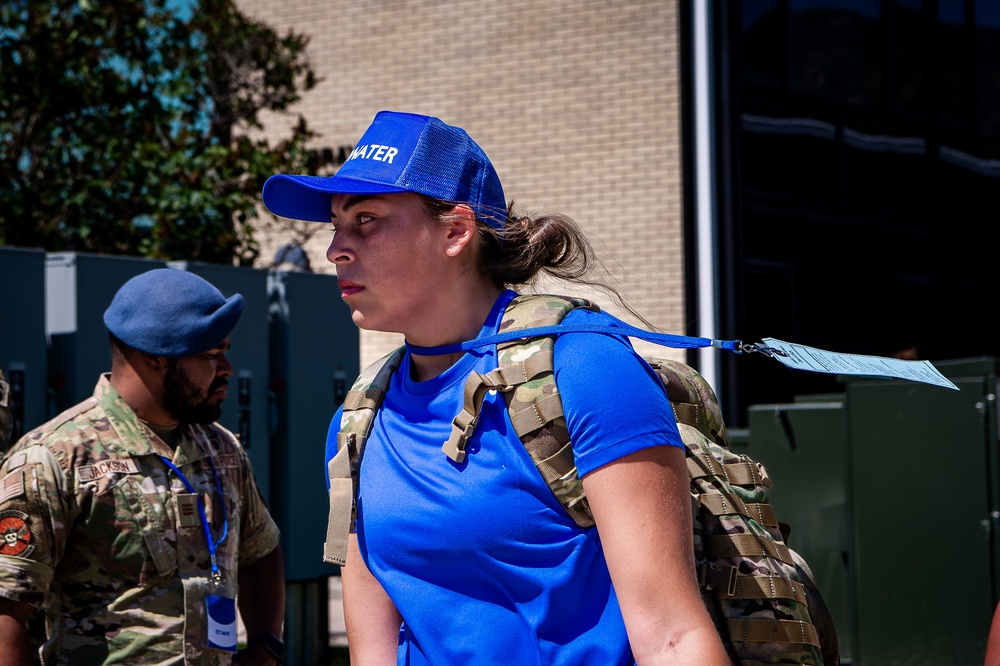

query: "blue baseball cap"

left=261, top=111, right=507, bottom=228
left=104, top=268, right=244, bottom=357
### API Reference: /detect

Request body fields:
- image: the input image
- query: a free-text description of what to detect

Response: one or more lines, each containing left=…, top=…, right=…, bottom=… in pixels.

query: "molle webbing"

left=728, top=618, right=821, bottom=648
left=671, top=401, right=702, bottom=434
left=687, top=454, right=771, bottom=487
left=699, top=492, right=778, bottom=529
left=699, top=566, right=807, bottom=604
left=730, top=576, right=807, bottom=604
left=704, top=533, right=795, bottom=567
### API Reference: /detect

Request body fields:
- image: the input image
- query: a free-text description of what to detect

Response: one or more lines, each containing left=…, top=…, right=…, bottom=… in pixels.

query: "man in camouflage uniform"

left=0, top=269, right=285, bottom=665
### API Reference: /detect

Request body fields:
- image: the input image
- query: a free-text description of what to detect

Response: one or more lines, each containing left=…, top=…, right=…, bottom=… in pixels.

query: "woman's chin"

left=351, top=311, right=401, bottom=335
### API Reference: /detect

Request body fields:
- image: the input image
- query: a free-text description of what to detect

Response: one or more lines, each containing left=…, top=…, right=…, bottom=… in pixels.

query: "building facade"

left=236, top=0, right=689, bottom=372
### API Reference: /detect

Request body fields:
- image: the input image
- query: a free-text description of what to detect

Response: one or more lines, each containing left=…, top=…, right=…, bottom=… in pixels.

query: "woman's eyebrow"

left=332, top=195, right=380, bottom=217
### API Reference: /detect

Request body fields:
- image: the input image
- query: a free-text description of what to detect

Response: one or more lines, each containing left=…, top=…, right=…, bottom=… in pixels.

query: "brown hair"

left=421, top=197, right=651, bottom=326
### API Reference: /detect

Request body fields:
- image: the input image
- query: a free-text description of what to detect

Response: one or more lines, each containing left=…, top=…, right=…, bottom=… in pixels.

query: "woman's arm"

left=583, top=444, right=733, bottom=665
left=986, top=602, right=1000, bottom=666
left=341, top=533, right=402, bottom=665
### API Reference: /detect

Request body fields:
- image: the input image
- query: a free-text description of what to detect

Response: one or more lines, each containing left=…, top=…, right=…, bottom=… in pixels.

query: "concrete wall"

left=238, top=0, right=687, bottom=369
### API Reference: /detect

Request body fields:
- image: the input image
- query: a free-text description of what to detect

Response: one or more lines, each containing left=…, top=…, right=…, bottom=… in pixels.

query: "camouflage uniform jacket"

left=0, top=375, right=281, bottom=665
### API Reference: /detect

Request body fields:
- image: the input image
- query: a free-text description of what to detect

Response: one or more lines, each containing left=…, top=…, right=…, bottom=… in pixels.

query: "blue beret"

left=104, top=268, right=244, bottom=357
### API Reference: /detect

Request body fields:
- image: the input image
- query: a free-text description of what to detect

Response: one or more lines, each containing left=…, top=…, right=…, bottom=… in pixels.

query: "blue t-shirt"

left=324, top=291, right=683, bottom=665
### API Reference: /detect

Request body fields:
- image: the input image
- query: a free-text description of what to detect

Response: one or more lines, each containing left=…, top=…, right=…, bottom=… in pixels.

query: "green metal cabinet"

left=0, top=247, right=48, bottom=446
left=168, top=261, right=273, bottom=503
left=743, top=358, right=999, bottom=665
left=747, top=399, right=856, bottom=664
left=847, top=358, right=997, bottom=666
left=266, top=269, right=358, bottom=581
left=46, top=252, right=167, bottom=414
left=267, top=270, right=359, bottom=665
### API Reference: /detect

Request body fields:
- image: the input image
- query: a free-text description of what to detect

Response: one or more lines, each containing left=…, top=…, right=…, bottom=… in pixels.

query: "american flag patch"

left=0, top=471, right=24, bottom=504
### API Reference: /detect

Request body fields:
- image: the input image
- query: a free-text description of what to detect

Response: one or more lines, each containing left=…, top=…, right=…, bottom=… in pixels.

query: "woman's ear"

left=443, top=204, right=478, bottom=257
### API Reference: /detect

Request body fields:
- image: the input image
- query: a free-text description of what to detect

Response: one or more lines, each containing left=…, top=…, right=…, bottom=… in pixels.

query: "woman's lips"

left=339, top=280, right=363, bottom=297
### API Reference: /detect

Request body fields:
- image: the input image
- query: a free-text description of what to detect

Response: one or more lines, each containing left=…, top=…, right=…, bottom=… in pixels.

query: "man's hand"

left=233, top=641, right=279, bottom=666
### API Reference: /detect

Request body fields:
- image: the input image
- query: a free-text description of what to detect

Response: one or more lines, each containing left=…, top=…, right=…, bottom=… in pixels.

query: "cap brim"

left=262, top=174, right=409, bottom=223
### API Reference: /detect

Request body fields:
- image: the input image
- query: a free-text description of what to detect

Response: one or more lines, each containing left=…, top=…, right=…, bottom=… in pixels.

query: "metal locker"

left=0, top=246, right=48, bottom=447
left=747, top=399, right=856, bottom=664
left=168, top=261, right=272, bottom=503
left=46, top=252, right=167, bottom=415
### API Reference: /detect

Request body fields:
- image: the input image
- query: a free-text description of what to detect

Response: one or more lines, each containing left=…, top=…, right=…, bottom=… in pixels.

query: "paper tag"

left=206, top=593, right=238, bottom=652
left=762, top=338, right=959, bottom=390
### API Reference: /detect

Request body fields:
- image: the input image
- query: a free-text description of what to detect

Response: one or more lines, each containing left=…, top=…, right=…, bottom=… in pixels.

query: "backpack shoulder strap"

left=498, top=294, right=599, bottom=528
left=338, top=346, right=407, bottom=441
left=323, top=346, right=405, bottom=566
left=441, top=293, right=599, bottom=527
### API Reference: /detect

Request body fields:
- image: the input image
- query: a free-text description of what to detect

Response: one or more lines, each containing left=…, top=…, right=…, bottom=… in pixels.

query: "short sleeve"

left=554, top=310, right=683, bottom=478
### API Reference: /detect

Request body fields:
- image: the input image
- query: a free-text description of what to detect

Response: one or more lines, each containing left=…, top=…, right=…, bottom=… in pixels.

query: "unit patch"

left=0, top=471, right=24, bottom=504
left=78, top=458, right=141, bottom=483
left=0, top=509, right=34, bottom=557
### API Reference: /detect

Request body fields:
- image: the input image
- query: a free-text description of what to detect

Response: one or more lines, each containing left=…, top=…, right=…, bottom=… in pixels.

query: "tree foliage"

left=0, top=0, right=320, bottom=264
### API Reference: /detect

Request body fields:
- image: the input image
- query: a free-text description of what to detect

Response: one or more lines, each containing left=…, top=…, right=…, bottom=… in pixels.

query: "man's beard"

left=161, top=359, right=226, bottom=425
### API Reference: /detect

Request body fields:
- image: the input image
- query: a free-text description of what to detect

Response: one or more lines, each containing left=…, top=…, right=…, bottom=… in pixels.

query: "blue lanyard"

left=404, top=321, right=779, bottom=357
left=159, top=455, right=229, bottom=577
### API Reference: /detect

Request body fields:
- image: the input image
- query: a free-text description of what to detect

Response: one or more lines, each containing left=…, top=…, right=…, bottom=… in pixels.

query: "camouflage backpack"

left=325, top=294, right=840, bottom=666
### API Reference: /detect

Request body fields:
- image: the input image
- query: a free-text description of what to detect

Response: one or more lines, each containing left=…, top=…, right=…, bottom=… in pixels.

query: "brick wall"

left=238, top=0, right=686, bottom=369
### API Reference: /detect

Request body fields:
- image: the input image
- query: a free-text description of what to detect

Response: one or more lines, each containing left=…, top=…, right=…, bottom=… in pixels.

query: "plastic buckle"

left=699, top=563, right=739, bottom=597
left=442, top=422, right=475, bottom=463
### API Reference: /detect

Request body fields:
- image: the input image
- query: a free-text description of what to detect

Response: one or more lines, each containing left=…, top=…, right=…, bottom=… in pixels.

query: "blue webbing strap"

left=404, top=321, right=778, bottom=357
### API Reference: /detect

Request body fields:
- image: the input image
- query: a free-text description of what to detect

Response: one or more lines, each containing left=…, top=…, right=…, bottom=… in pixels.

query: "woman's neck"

left=406, top=283, right=505, bottom=381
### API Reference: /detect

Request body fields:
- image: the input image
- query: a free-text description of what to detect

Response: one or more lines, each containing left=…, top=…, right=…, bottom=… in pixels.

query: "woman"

left=262, top=111, right=731, bottom=665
